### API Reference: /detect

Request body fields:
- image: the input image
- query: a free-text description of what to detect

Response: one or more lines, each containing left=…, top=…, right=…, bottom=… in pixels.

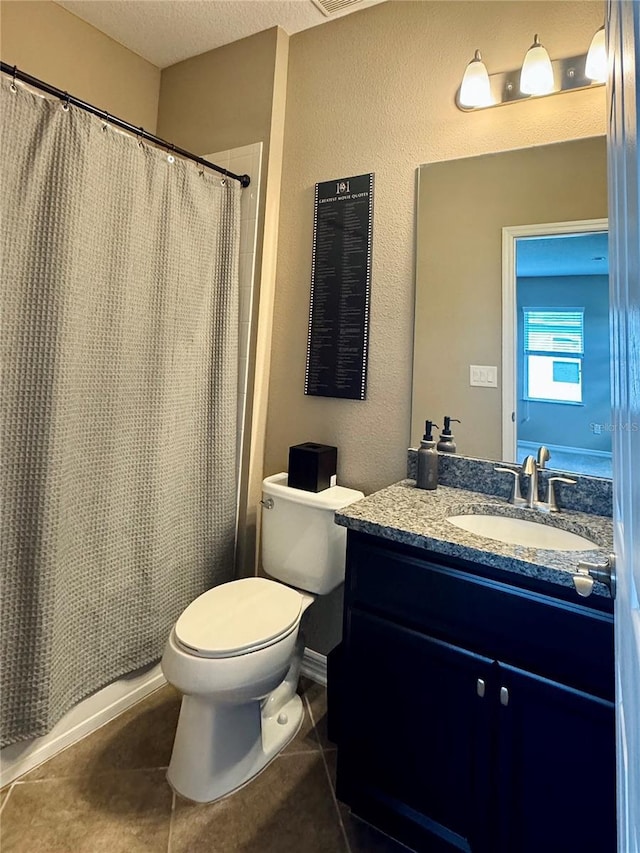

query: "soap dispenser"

left=416, top=421, right=439, bottom=491
left=437, top=417, right=461, bottom=453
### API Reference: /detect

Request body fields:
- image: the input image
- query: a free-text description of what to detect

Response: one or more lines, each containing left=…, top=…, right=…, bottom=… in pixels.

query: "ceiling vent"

left=310, top=0, right=371, bottom=17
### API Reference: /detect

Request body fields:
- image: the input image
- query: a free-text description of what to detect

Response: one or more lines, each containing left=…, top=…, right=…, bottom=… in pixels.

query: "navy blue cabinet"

left=495, top=663, right=615, bottom=853
left=333, top=531, right=615, bottom=853
left=340, top=609, right=494, bottom=852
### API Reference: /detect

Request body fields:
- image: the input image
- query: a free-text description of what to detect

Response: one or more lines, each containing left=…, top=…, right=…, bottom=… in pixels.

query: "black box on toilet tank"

left=288, top=443, right=337, bottom=492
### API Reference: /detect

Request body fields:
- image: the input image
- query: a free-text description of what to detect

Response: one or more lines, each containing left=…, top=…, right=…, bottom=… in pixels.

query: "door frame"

left=606, top=2, right=640, bottom=849
left=501, top=218, right=609, bottom=462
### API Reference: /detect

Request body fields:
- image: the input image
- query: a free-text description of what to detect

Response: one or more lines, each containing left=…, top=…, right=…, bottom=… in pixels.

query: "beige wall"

left=0, top=0, right=160, bottom=131
left=413, top=137, right=608, bottom=461
left=157, top=27, right=279, bottom=163
left=265, top=0, right=606, bottom=499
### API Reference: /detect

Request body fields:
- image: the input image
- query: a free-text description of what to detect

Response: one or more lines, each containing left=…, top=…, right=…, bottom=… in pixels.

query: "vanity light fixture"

left=585, top=25, right=607, bottom=83
left=459, top=50, right=492, bottom=108
left=520, top=35, right=554, bottom=95
left=456, top=25, right=607, bottom=111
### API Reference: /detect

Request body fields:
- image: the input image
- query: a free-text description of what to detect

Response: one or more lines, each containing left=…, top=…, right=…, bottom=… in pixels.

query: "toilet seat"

left=174, top=577, right=304, bottom=659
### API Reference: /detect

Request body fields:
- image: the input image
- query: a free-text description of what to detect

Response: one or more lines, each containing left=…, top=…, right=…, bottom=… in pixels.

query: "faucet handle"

left=494, top=467, right=525, bottom=505
left=537, top=446, right=551, bottom=469
left=548, top=475, right=577, bottom=489
left=545, top=476, right=576, bottom=512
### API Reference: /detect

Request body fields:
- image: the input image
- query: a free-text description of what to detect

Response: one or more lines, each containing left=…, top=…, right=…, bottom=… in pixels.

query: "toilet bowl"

left=162, top=578, right=314, bottom=803
left=161, top=473, right=364, bottom=804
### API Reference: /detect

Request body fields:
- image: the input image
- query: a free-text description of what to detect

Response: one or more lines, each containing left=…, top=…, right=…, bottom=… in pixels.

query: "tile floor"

left=0, top=678, right=411, bottom=853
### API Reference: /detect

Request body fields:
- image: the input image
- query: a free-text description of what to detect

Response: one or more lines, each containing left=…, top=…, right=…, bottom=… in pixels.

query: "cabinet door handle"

left=476, top=678, right=486, bottom=698
left=500, top=686, right=509, bottom=706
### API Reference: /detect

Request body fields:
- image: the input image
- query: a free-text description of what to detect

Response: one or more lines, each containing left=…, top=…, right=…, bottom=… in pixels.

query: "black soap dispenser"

left=437, top=417, right=461, bottom=453
left=417, top=421, right=439, bottom=490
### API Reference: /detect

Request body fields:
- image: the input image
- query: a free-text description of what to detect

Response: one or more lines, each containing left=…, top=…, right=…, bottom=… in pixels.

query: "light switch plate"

left=470, top=365, right=498, bottom=387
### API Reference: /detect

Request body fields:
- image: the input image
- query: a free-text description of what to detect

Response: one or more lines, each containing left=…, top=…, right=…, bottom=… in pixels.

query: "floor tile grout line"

left=282, top=747, right=325, bottom=755
left=304, top=691, right=352, bottom=853
left=167, top=791, right=176, bottom=853
left=9, top=765, right=170, bottom=786
left=304, top=690, right=326, bottom=753
left=0, top=783, right=14, bottom=817
left=318, top=736, right=352, bottom=853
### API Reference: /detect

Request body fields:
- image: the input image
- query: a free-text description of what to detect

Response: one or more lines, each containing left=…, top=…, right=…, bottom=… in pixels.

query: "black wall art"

left=304, top=173, right=374, bottom=400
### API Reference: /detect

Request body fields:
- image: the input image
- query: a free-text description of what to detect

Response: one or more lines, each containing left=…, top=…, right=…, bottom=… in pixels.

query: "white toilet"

left=161, top=472, right=364, bottom=803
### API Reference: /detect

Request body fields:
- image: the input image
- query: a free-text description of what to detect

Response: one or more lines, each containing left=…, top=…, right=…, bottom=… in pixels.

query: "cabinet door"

left=496, top=662, right=616, bottom=853
left=338, top=609, right=494, bottom=853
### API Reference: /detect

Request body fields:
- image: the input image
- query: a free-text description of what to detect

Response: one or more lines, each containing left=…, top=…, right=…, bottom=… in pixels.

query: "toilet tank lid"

left=175, top=578, right=304, bottom=657
left=262, top=473, right=364, bottom=510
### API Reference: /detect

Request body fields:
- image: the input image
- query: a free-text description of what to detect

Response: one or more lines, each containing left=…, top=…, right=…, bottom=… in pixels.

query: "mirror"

left=412, top=137, right=610, bottom=478
left=506, top=222, right=611, bottom=477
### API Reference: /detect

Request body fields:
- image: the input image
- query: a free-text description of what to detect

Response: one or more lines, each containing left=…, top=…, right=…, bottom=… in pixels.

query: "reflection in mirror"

left=412, top=137, right=609, bottom=478
left=506, top=224, right=611, bottom=478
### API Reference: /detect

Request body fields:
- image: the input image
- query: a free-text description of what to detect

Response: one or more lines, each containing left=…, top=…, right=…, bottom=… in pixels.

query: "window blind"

left=523, top=309, right=584, bottom=354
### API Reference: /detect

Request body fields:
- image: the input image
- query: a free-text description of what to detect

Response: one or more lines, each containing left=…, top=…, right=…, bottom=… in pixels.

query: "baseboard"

left=517, top=440, right=612, bottom=460
left=301, top=648, right=327, bottom=686
left=1, top=664, right=166, bottom=788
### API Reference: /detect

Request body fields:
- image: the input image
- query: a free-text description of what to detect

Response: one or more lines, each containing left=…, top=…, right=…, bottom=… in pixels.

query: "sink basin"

left=446, top=514, right=598, bottom=551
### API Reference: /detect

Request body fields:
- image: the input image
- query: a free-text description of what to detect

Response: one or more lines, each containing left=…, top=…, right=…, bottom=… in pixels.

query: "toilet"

left=161, top=472, right=364, bottom=803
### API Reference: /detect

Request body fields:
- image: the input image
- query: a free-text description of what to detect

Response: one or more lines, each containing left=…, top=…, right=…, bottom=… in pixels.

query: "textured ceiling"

left=55, top=0, right=386, bottom=68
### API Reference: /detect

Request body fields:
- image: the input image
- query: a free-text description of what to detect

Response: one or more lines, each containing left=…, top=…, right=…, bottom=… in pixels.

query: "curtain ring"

left=137, top=127, right=145, bottom=148
left=62, top=92, right=70, bottom=111
left=220, top=178, right=226, bottom=186
left=10, top=66, right=17, bottom=93
left=102, top=111, right=110, bottom=131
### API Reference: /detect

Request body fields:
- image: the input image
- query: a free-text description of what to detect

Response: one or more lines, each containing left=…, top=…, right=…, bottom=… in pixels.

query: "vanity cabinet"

left=495, top=662, right=614, bottom=853
left=333, top=531, right=615, bottom=853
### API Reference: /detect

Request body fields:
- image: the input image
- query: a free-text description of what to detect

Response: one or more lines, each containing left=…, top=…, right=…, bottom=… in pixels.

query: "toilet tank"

left=261, top=473, right=364, bottom=595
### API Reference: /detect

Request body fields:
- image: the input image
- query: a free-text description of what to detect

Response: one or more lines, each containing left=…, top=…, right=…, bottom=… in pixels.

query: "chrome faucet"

left=521, top=455, right=539, bottom=509
left=498, top=448, right=575, bottom=513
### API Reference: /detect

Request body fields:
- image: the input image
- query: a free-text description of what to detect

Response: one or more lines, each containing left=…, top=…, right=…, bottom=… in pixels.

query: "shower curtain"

left=0, top=78, right=241, bottom=747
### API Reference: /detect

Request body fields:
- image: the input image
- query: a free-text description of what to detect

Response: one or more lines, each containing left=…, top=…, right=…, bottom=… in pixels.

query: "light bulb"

left=586, top=25, right=607, bottom=83
left=520, top=34, right=555, bottom=96
left=459, top=50, right=492, bottom=108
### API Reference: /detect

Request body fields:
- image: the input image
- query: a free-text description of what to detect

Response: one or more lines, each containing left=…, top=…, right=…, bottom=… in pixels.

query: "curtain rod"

left=1, top=63, right=251, bottom=188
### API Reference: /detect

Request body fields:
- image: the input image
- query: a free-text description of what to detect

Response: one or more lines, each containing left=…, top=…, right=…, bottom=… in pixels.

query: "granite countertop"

left=335, top=480, right=614, bottom=598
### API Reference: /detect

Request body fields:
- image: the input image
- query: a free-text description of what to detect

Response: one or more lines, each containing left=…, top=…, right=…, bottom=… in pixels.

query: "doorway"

left=502, top=219, right=611, bottom=477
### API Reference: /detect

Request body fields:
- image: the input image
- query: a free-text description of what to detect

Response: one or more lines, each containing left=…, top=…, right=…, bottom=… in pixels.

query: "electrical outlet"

left=470, top=365, right=498, bottom=387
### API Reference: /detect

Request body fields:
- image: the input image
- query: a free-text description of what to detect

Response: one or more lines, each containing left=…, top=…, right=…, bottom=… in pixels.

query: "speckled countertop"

left=335, top=480, right=614, bottom=598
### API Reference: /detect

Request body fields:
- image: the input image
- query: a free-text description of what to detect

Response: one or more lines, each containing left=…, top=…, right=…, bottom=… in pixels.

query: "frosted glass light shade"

left=459, top=50, right=492, bottom=108
left=586, top=26, right=607, bottom=83
left=520, top=35, right=554, bottom=95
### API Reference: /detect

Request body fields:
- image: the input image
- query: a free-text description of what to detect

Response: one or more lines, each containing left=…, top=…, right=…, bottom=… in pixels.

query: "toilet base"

left=166, top=692, right=304, bottom=804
